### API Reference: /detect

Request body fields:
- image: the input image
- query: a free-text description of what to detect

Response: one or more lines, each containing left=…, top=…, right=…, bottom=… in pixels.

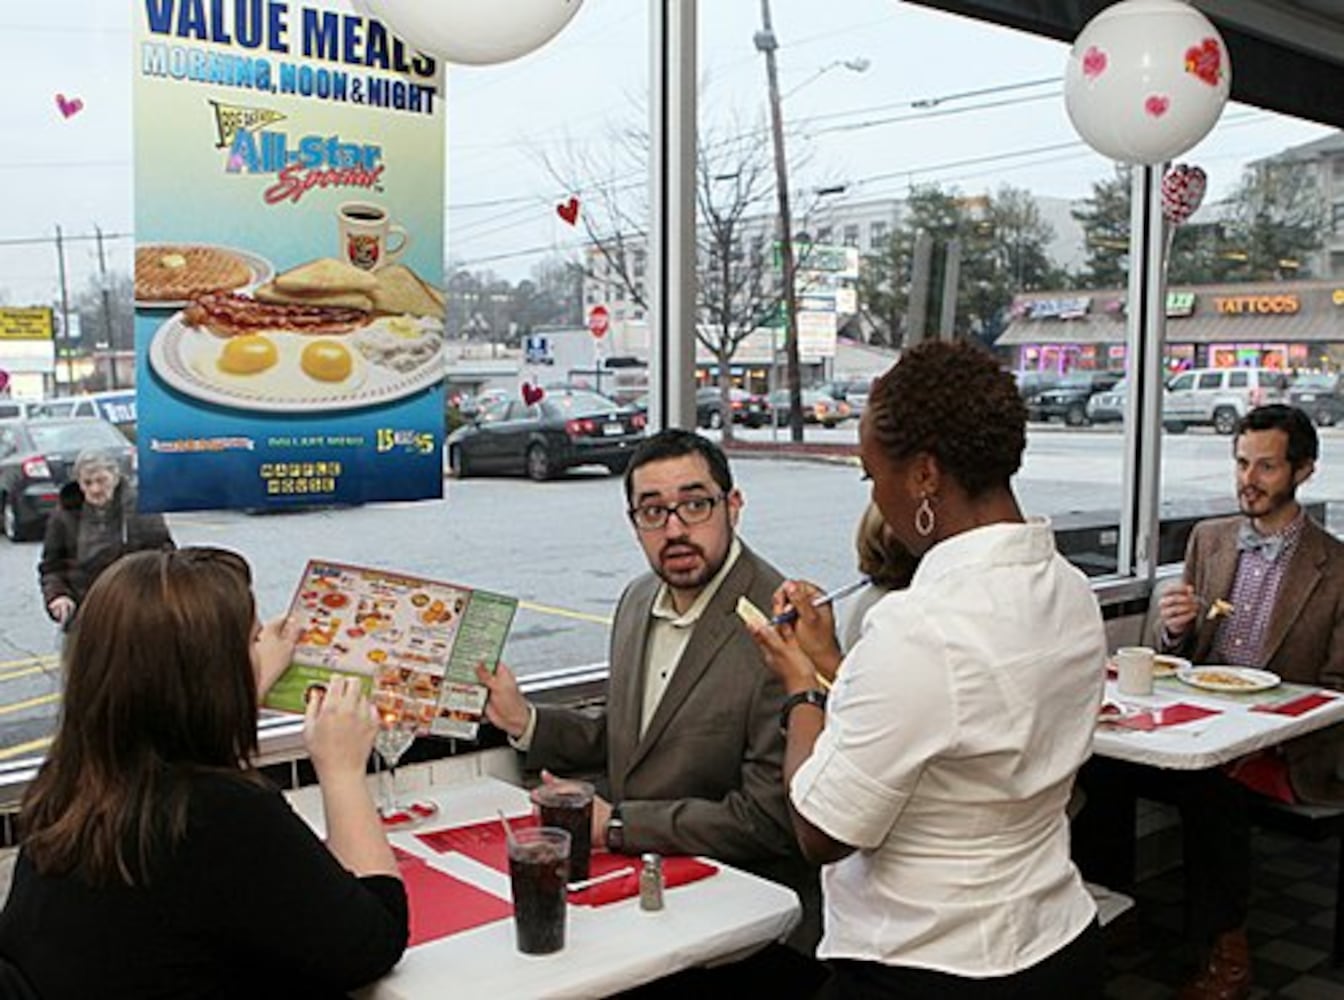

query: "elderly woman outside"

left=749, top=340, right=1108, bottom=998
left=38, top=448, right=174, bottom=626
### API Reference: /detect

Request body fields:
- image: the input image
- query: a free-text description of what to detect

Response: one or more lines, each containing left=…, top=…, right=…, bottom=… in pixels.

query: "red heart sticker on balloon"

left=521, top=382, right=545, bottom=406
left=1144, top=95, right=1170, bottom=118
left=1161, top=163, right=1208, bottom=225
left=1184, top=38, right=1223, bottom=87
left=1082, top=46, right=1107, bottom=80
left=55, top=93, right=84, bottom=119
left=556, top=197, right=580, bottom=225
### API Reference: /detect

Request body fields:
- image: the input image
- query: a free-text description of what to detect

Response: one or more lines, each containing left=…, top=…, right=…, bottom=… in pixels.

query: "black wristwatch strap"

left=605, top=803, right=625, bottom=852
left=780, top=689, right=828, bottom=734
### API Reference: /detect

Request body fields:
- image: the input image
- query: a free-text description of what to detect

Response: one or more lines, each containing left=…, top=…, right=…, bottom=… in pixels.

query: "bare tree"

left=543, top=111, right=825, bottom=441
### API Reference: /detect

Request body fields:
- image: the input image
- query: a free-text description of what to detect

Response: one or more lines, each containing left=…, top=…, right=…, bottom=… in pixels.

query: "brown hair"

left=855, top=502, right=918, bottom=589
left=21, top=547, right=263, bottom=886
left=868, top=340, right=1026, bottom=497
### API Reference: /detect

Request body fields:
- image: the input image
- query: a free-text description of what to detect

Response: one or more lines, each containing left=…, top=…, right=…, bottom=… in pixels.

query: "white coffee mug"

left=1115, top=646, right=1156, bottom=697
left=337, top=201, right=410, bottom=271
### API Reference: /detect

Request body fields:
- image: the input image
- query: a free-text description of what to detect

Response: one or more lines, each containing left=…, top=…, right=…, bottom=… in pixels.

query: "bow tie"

left=1237, top=523, right=1285, bottom=563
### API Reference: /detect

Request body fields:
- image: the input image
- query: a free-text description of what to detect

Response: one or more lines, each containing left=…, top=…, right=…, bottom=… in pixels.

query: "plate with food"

left=135, top=244, right=273, bottom=309
left=1176, top=666, right=1281, bottom=694
left=1153, top=654, right=1190, bottom=679
left=147, top=294, right=445, bottom=413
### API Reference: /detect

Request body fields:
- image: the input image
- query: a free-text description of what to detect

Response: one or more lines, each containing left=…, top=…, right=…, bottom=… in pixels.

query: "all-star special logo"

left=218, top=102, right=385, bottom=206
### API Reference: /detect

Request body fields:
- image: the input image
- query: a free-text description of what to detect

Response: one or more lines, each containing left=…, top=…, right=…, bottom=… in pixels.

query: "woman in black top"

left=0, top=547, right=408, bottom=998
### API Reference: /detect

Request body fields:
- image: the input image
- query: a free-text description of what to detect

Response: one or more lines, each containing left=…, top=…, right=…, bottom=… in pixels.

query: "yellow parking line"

left=517, top=601, right=613, bottom=627
left=0, top=693, right=60, bottom=716
left=0, top=736, right=52, bottom=760
left=0, top=655, right=58, bottom=672
left=0, top=666, right=56, bottom=683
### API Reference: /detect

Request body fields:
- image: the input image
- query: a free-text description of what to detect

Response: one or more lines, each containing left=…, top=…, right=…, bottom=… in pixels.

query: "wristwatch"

left=780, top=689, right=828, bottom=734
left=605, top=803, right=626, bottom=852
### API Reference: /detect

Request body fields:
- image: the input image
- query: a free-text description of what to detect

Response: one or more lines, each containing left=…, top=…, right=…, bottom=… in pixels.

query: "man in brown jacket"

left=478, top=429, right=819, bottom=956
left=1153, top=404, right=1344, bottom=1000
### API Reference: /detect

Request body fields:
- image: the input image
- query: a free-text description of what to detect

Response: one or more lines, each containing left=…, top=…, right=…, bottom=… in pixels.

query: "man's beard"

left=654, top=539, right=725, bottom=592
left=1239, top=480, right=1296, bottom=521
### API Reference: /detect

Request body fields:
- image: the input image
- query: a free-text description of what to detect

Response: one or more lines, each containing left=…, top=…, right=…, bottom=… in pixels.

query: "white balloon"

left=360, top=0, right=584, bottom=66
left=1064, top=0, right=1231, bottom=165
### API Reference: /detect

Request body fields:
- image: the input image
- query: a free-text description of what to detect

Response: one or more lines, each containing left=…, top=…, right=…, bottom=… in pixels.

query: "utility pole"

left=755, top=0, right=804, bottom=442
left=95, top=225, right=118, bottom=389
left=938, top=237, right=961, bottom=341
left=54, top=225, right=75, bottom=392
left=905, top=230, right=933, bottom=348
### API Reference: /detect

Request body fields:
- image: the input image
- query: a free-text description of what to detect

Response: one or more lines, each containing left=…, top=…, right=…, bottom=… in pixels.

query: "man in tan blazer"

left=1150, top=404, right=1344, bottom=1000
left=478, top=429, right=819, bottom=954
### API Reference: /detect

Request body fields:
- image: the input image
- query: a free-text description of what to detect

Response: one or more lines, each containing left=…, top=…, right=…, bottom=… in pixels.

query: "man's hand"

left=475, top=661, right=531, bottom=738
left=47, top=596, right=75, bottom=627
left=254, top=614, right=299, bottom=700
left=1157, top=582, right=1200, bottom=642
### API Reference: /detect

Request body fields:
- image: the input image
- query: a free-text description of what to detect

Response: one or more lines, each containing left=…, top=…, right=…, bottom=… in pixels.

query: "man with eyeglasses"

left=477, top=428, right=819, bottom=957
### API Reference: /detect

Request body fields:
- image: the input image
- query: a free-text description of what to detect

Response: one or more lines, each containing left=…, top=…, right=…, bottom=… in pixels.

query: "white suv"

left=1163, top=367, right=1289, bottom=435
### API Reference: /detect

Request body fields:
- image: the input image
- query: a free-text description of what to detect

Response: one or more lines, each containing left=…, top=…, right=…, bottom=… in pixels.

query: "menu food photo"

left=265, top=560, right=518, bottom=740
left=131, top=0, right=446, bottom=513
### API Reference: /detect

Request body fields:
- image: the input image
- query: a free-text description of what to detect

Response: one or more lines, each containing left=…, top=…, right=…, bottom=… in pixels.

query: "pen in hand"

left=770, top=577, right=871, bottom=627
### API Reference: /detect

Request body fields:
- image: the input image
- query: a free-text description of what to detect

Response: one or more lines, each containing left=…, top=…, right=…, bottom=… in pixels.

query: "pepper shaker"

left=639, top=852, right=664, bottom=911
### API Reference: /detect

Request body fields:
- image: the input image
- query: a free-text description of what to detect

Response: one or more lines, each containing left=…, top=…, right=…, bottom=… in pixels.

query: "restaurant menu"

left=264, top=560, right=517, bottom=740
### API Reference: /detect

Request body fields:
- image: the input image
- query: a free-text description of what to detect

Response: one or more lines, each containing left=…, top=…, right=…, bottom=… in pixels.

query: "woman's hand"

left=747, top=614, right=824, bottom=696
left=47, top=596, right=76, bottom=627
left=254, top=614, right=299, bottom=700
left=303, top=674, right=378, bottom=782
left=773, top=580, right=844, bottom=681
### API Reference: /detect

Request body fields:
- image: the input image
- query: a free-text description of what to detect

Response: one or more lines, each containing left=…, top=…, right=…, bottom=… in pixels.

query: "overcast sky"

left=0, top=0, right=1332, bottom=304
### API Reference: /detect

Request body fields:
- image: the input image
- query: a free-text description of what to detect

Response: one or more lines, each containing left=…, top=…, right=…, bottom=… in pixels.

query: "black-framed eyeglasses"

left=628, top=493, right=728, bottom=531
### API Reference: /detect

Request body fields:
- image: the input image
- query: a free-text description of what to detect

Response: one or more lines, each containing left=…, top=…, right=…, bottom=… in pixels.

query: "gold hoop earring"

left=915, top=497, right=935, bottom=538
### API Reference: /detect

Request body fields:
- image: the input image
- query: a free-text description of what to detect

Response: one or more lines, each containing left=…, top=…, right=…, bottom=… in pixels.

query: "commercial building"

left=998, top=279, right=1344, bottom=374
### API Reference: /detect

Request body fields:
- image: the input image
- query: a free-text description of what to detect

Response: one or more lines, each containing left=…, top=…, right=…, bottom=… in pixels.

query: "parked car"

left=1013, top=370, right=1062, bottom=400
left=1289, top=372, right=1344, bottom=426
left=29, top=391, right=138, bottom=442
left=0, top=400, right=40, bottom=421
left=447, top=389, right=646, bottom=481
left=695, top=386, right=771, bottom=429
left=1085, top=379, right=1127, bottom=424
left=818, top=377, right=877, bottom=416
left=0, top=418, right=136, bottom=541
left=1027, top=371, right=1123, bottom=426
left=1163, top=367, right=1289, bottom=435
left=768, top=388, right=853, bottom=427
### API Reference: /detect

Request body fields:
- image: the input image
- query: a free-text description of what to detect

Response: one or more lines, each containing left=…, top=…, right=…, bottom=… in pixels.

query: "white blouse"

left=792, top=518, right=1106, bottom=977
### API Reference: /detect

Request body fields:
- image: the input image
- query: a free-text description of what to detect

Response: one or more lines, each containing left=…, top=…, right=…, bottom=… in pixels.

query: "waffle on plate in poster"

left=144, top=246, right=446, bottom=414
left=265, top=560, right=518, bottom=740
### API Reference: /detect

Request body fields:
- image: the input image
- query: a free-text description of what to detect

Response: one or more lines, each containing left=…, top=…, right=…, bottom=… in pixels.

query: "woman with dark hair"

left=749, top=340, right=1107, bottom=998
left=0, top=548, right=407, bottom=997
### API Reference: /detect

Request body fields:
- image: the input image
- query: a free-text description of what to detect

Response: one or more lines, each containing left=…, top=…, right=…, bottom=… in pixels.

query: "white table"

left=286, top=770, right=801, bottom=1000
left=1092, top=677, right=1344, bottom=770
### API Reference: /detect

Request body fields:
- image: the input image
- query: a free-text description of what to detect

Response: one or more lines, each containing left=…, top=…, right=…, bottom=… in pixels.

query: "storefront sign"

left=1166, top=292, right=1196, bottom=317
left=1027, top=297, right=1091, bottom=320
left=1213, top=294, right=1300, bottom=315
left=0, top=308, right=55, bottom=341
left=132, top=0, right=445, bottom=514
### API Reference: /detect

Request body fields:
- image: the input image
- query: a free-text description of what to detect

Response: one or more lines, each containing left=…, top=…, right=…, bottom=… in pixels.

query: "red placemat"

left=1108, top=702, right=1220, bottom=731
left=416, top=814, right=539, bottom=871
left=415, top=817, right=720, bottom=905
left=569, top=857, right=719, bottom=907
left=393, top=847, right=513, bottom=945
left=1252, top=691, right=1339, bottom=717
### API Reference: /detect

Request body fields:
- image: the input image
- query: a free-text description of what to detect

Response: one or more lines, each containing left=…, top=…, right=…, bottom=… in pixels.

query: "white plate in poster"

left=148, top=312, right=445, bottom=413
left=1176, top=666, right=1281, bottom=694
left=134, top=244, right=275, bottom=310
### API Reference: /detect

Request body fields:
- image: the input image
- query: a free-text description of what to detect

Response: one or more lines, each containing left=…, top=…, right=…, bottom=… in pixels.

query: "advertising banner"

left=132, top=1, right=446, bottom=512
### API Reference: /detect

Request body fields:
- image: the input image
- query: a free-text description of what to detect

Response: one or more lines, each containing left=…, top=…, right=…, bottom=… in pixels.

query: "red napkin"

left=1252, top=691, right=1339, bottom=717
left=569, top=857, right=719, bottom=907
left=1110, top=702, right=1220, bottom=731
left=416, top=814, right=538, bottom=871
left=393, top=847, right=514, bottom=945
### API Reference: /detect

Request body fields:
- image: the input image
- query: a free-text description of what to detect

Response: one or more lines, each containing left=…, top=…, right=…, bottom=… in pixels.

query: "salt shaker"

left=639, top=853, right=664, bottom=911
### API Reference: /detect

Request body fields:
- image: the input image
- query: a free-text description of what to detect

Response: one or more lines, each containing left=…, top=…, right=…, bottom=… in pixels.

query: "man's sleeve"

left=525, top=704, right=608, bottom=774
left=618, top=664, right=797, bottom=864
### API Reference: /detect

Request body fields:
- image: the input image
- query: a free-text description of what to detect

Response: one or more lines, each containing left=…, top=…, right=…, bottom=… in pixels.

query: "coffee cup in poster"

left=337, top=201, right=411, bottom=271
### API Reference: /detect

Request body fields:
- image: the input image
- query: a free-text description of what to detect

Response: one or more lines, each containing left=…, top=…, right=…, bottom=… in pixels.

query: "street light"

left=755, top=0, right=868, bottom=442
